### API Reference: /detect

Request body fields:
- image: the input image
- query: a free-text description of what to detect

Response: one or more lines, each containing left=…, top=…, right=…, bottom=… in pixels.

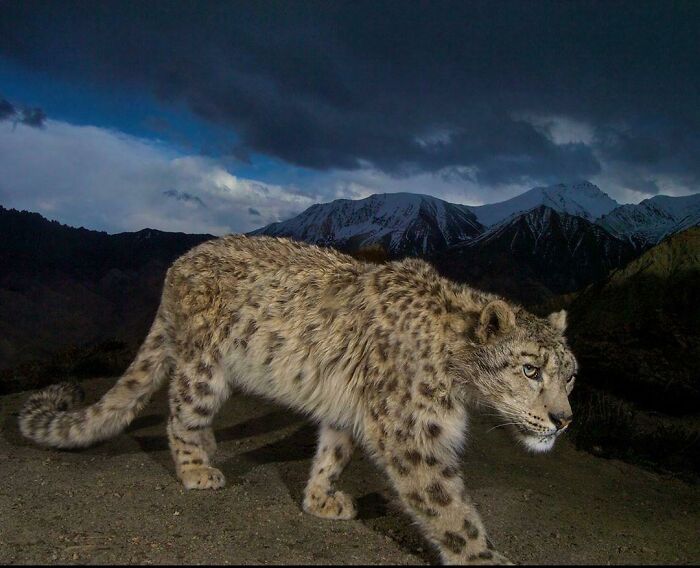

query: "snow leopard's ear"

left=477, top=300, right=516, bottom=343
left=547, top=309, right=567, bottom=333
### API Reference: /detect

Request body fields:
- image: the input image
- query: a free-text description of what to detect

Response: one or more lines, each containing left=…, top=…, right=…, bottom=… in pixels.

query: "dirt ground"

left=1, top=377, right=698, bottom=565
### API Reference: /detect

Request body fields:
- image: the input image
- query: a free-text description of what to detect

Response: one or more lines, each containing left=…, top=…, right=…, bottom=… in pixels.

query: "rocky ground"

left=1, top=377, right=698, bottom=565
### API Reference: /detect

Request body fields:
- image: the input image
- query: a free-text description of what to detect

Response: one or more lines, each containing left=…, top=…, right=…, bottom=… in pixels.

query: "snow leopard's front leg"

left=367, top=419, right=512, bottom=565
left=303, top=423, right=356, bottom=520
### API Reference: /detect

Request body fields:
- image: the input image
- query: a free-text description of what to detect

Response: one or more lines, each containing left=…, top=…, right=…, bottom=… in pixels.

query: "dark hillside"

left=0, top=206, right=213, bottom=377
left=568, top=226, right=700, bottom=414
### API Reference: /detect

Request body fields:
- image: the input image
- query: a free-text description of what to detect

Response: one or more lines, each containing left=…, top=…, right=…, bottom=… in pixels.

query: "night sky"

left=1, top=1, right=698, bottom=234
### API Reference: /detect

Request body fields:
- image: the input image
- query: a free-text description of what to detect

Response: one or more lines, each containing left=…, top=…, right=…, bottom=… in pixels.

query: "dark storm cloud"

left=0, top=98, right=16, bottom=120
left=1, top=0, right=698, bottom=185
left=595, top=120, right=700, bottom=188
left=0, top=97, right=46, bottom=128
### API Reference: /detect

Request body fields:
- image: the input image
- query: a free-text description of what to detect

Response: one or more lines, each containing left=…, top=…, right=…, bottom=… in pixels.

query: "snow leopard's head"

left=459, top=301, right=577, bottom=453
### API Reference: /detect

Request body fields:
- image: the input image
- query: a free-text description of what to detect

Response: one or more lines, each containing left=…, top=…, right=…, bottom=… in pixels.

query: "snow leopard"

left=19, top=235, right=576, bottom=565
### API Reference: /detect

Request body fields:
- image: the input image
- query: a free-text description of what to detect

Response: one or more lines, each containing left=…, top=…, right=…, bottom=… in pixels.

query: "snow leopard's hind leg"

left=303, top=423, right=357, bottom=520
left=166, top=355, right=230, bottom=490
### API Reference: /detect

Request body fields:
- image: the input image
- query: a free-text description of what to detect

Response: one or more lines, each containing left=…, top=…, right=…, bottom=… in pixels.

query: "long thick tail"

left=19, top=313, right=173, bottom=449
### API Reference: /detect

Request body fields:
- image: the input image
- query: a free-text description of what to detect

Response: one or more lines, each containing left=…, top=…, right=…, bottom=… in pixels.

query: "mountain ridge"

left=250, top=192, right=483, bottom=257
left=598, top=193, right=700, bottom=249
left=252, top=182, right=698, bottom=257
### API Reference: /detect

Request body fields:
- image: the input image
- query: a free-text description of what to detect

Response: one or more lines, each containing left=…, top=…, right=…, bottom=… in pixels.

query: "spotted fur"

left=19, top=235, right=577, bottom=565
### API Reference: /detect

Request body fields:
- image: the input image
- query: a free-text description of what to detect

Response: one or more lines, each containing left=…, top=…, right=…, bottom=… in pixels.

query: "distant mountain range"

left=252, top=181, right=698, bottom=257
left=249, top=181, right=624, bottom=257
left=252, top=181, right=698, bottom=302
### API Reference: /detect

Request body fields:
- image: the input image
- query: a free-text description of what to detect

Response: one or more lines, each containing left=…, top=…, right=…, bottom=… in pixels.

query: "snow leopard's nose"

left=548, top=411, right=572, bottom=431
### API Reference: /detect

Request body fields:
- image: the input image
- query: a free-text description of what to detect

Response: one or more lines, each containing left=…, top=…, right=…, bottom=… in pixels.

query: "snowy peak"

left=598, top=193, right=700, bottom=249
left=467, top=181, right=619, bottom=227
left=249, top=192, right=483, bottom=257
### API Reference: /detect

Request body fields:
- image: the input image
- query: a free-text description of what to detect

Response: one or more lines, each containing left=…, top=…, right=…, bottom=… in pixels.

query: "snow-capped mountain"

left=598, top=193, right=700, bottom=249
left=431, top=206, right=636, bottom=305
left=466, top=181, right=620, bottom=227
left=249, top=192, right=482, bottom=257
left=250, top=182, right=698, bottom=265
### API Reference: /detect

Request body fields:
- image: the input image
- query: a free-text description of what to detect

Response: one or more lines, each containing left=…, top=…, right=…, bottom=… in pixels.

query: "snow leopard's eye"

left=567, top=374, right=576, bottom=384
left=522, top=364, right=540, bottom=381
